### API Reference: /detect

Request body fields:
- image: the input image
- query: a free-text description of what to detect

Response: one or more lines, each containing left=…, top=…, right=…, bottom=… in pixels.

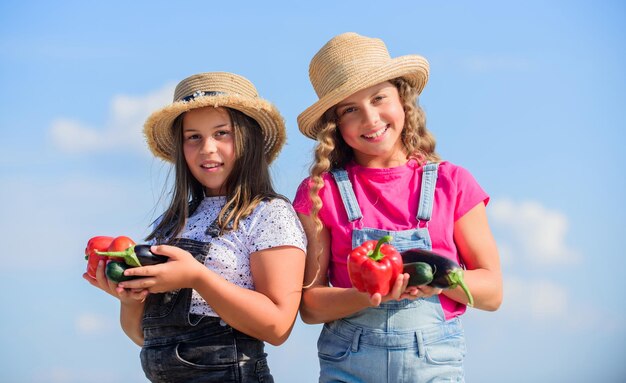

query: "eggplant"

left=133, top=244, right=169, bottom=266
left=96, top=244, right=168, bottom=267
left=402, top=248, right=474, bottom=306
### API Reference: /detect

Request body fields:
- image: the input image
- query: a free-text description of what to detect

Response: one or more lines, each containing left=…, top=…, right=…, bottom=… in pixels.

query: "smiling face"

left=182, top=106, right=236, bottom=196
left=335, top=81, right=407, bottom=168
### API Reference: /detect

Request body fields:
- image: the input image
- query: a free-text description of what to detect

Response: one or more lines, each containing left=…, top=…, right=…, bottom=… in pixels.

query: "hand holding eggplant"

left=118, top=244, right=205, bottom=294
left=96, top=243, right=169, bottom=267
left=401, top=248, right=474, bottom=306
left=85, top=235, right=168, bottom=283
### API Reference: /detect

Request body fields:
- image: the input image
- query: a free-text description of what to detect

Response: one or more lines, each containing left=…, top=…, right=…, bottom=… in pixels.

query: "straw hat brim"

left=297, top=55, right=429, bottom=139
left=144, top=94, right=286, bottom=164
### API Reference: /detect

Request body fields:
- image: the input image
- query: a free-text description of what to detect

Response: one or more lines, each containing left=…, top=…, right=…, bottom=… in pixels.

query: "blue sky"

left=1, top=1, right=624, bottom=382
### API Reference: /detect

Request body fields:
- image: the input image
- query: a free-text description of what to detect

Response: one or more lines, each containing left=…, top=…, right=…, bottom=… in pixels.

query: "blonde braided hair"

left=304, top=77, right=440, bottom=287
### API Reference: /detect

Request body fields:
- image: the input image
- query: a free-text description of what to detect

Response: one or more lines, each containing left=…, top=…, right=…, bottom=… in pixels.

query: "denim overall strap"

left=416, top=162, right=439, bottom=223
left=142, top=238, right=213, bottom=331
left=318, top=162, right=466, bottom=383
left=140, top=211, right=274, bottom=383
left=330, top=168, right=362, bottom=222
left=143, top=212, right=224, bottom=331
left=344, top=163, right=437, bottom=252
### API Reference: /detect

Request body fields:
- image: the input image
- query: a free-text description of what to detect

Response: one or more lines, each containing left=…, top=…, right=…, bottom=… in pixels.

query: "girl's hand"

left=118, top=245, right=206, bottom=293
left=82, top=260, right=148, bottom=304
left=367, top=273, right=412, bottom=306
left=366, top=274, right=443, bottom=306
left=397, top=281, right=442, bottom=300
left=412, top=284, right=443, bottom=299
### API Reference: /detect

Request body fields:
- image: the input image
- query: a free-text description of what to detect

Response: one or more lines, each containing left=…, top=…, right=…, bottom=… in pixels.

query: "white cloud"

left=524, top=279, right=567, bottom=320
left=502, top=275, right=568, bottom=321
left=75, top=312, right=112, bottom=334
left=49, top=119, right=103, bottom=152
left=479, top=200, right=617, bottom=332
left=489, top=198, right=580, bottom=265
left=50, top=83, right=175, bottom=155
left=500, top=275, right=624, bottom=332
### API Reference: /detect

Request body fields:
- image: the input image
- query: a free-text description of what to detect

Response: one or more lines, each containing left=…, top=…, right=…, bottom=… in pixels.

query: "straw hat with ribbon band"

left=298, top=32, right=430, bottom=140
left=144, top=72, right=286, bottom=164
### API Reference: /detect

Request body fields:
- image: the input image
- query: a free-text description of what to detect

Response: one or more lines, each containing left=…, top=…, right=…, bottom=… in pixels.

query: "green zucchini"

left=105, top=261, right=136, bottom=283
left=403, top=261, right=434, bottom=286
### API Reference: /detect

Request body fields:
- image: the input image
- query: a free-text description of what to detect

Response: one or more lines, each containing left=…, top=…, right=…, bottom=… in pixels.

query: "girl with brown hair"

left=85, top=72, right=306, bottom=382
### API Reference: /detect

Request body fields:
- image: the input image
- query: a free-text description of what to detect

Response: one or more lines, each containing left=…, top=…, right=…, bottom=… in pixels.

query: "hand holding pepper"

left=84, top=236, right=114, bottom=279
left=84, top=235, right=168, bottom=283
left=347, top=235, right=403, bottom=296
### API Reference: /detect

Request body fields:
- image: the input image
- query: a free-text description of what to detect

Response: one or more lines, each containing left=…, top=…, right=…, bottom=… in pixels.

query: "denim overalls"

left=139, top=219, right=273, bottom=382
left=317, top=163, right=466, bottom=383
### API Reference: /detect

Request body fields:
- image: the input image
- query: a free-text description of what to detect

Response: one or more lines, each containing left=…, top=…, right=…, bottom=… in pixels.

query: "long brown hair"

left=146, top=107, right=284, bottom=242
left=307, top=77, right=441, bottom=249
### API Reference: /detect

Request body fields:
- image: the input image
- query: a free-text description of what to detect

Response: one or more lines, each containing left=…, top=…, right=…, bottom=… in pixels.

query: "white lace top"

left=170, top=196, right=306, bottom=317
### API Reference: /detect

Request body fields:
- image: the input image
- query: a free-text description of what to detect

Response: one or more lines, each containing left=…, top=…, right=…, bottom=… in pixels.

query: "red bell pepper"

left=84, top=236, right=114, bottom=279
left=107, top=236, right=136, bottom=254
left=102, top=235, right=140, bottom=266
left=85, top=235, right=136, bottom=279
left=347, top=235, right=403, bottom=296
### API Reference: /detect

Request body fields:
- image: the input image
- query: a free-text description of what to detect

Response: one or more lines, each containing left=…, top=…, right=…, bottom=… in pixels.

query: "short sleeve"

left=248, top=199, right=307, bottom=253
left=293, top=178, right=313, bottom=215
left=451, top=165, right=490, bottom=221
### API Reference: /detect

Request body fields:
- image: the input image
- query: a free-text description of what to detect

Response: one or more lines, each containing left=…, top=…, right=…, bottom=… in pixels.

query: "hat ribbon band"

left=181, top=90, right=226, bottom=102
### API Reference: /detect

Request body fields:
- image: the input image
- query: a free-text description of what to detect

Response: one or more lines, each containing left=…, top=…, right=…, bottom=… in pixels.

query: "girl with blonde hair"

left=294, top=33, right=502, bottom=382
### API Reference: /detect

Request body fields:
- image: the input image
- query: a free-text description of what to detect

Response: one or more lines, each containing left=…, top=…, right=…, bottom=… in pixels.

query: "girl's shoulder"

left=263, top=195, right=293, bottom=208
left=293, top=173, right=337, bottom=216
left=296, top=171, right=335, bottom=188
left=294, top=172, right=336, bottom=198
left=251, top=196, right=297, bottom=217
left=435, top=161, right=478, bottom=184
left=245, top=197, right=306, bottom=244
left=435, top=161, right=489, bottom=209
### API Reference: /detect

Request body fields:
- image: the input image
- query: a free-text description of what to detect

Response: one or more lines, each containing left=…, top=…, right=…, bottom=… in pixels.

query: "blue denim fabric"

left=330, top=168, right=363, bottom=221
left=352, top=227, right=431, bottom=252
left=141, top=317, right=272, bottom=383
left=417, top=163, right=439, bottom=222
left=318, top=316, right=466, bottom=383
left=324, top=164, right=466, bottom=383
left=140, top=238, right=273, bottom=383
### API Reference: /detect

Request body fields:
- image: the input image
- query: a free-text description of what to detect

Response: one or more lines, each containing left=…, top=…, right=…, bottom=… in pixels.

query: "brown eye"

left=215, top=129, right=233, bottom=139
left=341, top=107, right=357, bottom=115
left=186, top=134, right=200, bottom=141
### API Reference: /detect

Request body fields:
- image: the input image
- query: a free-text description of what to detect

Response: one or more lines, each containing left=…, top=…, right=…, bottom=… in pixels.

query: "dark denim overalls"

left=317, top=163, right=466, bottom=382
left=139, top=218, right=273, bottom=383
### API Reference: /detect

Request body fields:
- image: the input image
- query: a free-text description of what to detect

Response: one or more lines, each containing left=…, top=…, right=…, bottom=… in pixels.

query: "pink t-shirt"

left=293, top=159, right=489, bottom=320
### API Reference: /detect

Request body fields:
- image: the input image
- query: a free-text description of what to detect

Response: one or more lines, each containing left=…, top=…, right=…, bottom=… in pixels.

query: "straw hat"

left=144, top=72, right=286, bottom=163
left=298, top=32, right=430, bottom=140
